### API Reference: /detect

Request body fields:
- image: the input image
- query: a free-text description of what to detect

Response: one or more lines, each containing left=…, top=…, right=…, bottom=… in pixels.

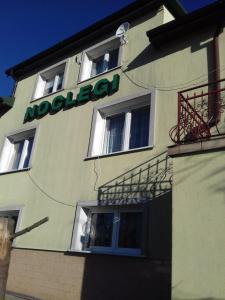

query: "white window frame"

left=0, top=126, right=37, bottom=174
left=87, top=90, right=156, bottom=158
left=70, top=201, right=147, bottom=256
left=78, top=36, right=123, bottom=83
left=32, top=60, right=68, bottom=101
left=0, top=205, right=23, bottom=246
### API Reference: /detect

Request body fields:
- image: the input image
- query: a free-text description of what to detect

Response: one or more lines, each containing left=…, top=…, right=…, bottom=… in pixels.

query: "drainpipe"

left=212, top=25, right=221, bottom=123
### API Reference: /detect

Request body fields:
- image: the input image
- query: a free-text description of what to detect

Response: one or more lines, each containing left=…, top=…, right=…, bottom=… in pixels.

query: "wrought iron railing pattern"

left=170, top=79, right=225, bottom=144
left=98, top=152, right=172, bottom=205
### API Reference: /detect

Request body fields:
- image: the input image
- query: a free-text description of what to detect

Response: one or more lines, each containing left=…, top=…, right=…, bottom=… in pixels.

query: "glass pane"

left=129, top=106, right=150, bottom=149
left=109, top=48, right=119, bottom=69
left=23, top=137, right=34, bottom=168
left=104, top=114, right=125, bottom=154
left=44, top=78, right=54, bottom=95
left=11, top=140, right=24, bottom=170
left=118, top=212, right=142, bottom=249
left=11, top=215, right=18, bottom=233
left=91, top=55, right=105, bottom=76
left=56, top=72, right=64, bottom=91
left=88, top=213, right=113, bottom=247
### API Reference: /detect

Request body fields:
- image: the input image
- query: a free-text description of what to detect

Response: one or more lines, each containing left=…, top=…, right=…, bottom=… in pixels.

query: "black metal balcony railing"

left=170, top=79, right=225, bottom=144
left=98, top=152, right=172, bottom=205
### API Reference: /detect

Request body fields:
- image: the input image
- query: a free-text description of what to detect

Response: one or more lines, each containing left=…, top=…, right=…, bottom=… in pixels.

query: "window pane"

left=109, top=48, right=119, bottom=69
left=11, top=140, right=25, bottom=170
left=88, top=213, right=113, bottom=247
left=43, top=78, right=54, bottom=95
left=91, top=55, right=105, bottom=76
left=23, top=137, right=34, bottom=168
left=11, top=215, right=18, bottom=233
left=118, top=212, right=142, bottom=249
left=91, top=48, right=118, bottom=77
left=104, top=114, right=125, bottom=154
left=56, top=72, right=64, bottom=91
left=129, top=106, right=150, bottom=149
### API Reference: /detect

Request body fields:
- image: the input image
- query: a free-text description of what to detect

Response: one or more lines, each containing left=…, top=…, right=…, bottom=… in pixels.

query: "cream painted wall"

left=163, top=6, right=175, bottom=24
left=0, top=6, right=224, bottom=254
left=172, top=151, right=225, bottom=299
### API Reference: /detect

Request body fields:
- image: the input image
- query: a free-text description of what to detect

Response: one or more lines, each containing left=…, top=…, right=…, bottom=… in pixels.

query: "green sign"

left=24, top=74, right=120, bottom=123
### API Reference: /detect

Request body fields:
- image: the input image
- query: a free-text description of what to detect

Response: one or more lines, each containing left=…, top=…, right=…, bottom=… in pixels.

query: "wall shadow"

left=81, top=152, right=172, bottom=300
left=126, top=29, right=215, bottom=73
left=98, top=151, right=172, bottom=206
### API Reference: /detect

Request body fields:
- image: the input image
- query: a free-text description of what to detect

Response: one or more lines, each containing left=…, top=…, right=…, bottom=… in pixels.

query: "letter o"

left=37, top=101, right=51, bottom=118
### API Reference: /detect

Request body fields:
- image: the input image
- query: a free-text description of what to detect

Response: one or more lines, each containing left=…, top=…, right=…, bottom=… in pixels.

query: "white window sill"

left=0, top=167, right=31, bottom=176
left=30, top=88, right=64, bottom=103
left=78, top=65, right=121, bottom=85
left=67, top=249, right=146, bottom=258
left=85, top=145, right=154, bottom=160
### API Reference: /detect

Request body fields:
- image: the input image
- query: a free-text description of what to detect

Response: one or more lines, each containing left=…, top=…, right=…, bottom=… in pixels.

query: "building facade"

left=0, top=0, right=225, bottom=299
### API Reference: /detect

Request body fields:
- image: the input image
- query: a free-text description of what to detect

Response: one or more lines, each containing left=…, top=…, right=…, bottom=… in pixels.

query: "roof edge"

left=164, top=0, right=187, bottom=17
left=147, top=0, right=225, bottom=48
left=6, top=0, right=186, bottom=80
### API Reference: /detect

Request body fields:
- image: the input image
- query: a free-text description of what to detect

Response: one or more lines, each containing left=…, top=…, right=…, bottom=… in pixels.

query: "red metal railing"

left=170, top=79, right=225, bottom=144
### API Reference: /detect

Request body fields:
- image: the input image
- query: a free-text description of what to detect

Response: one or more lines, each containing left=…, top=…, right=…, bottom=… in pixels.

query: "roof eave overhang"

left=147, top=0, right=225, bottom=49
left=164, top=0, right=187, bottom=17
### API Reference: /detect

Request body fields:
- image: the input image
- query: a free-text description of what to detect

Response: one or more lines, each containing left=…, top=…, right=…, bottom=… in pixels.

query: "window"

left=0, top=206, right=23, bottom=246
left=103, top=106, right=150, bottom=154
left=71, top=203, right=146, bottom=256
left=88, top=91, right=155, bottom=157
left=79, top=37, right=121, bottom=82
left=33, top=62, right=66, bottom=100
left=0, top=210, right=19, bottom=233
left=0, top=128, right=36, bottom=173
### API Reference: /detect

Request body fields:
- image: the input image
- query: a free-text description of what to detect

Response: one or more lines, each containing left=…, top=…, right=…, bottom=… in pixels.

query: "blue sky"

left=0, top=0, right=217, bottom=95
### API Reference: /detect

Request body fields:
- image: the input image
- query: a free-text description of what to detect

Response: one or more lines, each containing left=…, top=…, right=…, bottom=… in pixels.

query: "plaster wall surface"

left=172, top=151, right=225, bottom=300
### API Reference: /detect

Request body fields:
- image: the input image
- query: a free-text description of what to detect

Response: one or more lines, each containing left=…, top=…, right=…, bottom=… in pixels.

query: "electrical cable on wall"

left=62, top=64, right=225, bottom=94
left=120, top=64, right=225, bottom=92
left=26, top=63, right=225, bottom=204
left=27, top=172, right=76, bottom=207
left=93, top=157, right=102, bottom=192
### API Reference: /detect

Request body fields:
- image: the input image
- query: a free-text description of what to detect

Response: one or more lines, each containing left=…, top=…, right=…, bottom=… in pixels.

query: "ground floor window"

left=71, top=202, right=147, bottom=256
left=0, top=208, right=22, bottom=236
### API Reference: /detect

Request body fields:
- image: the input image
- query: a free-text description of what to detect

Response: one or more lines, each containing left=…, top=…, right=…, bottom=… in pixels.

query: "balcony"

left=170, top=79, right=225, bottom=145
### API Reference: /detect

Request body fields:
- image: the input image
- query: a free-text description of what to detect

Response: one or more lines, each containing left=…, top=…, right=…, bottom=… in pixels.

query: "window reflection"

left=118, top=212, right=142, bottom=249
left=88, top=213, right=113, bottom=247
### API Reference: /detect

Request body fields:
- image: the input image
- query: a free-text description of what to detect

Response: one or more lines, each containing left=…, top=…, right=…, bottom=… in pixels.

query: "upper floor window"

left=0, top=128, right=36, bottom=173
left=88, top=91, right=155, bottom=157
left=104, top=106, right=150, bottom=154
left=33, top=62, right=66, bottom=100
left=79, top=37, right=122, bottom=82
